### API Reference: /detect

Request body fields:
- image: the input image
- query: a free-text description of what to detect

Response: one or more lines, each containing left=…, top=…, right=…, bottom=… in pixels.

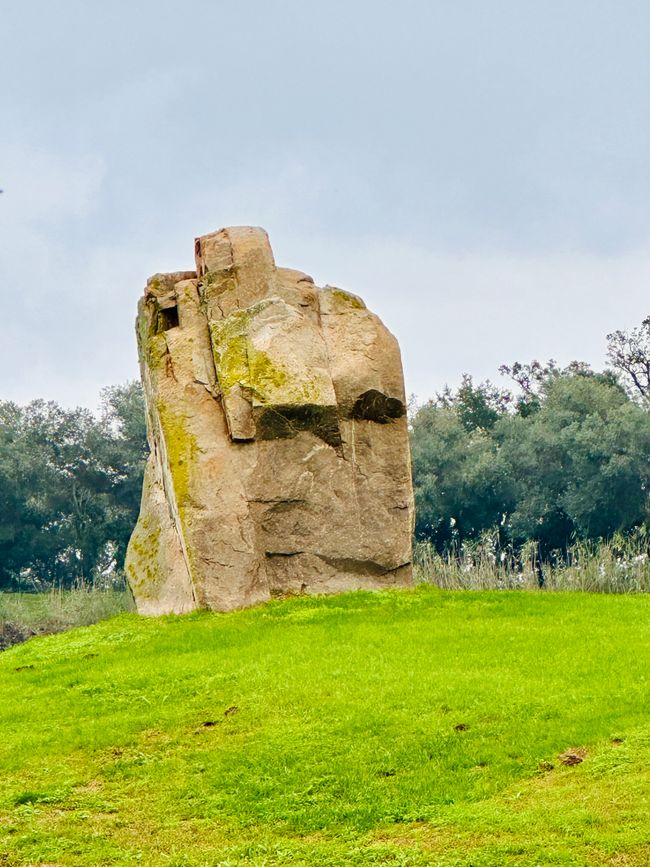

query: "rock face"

left=125, top=227, right=414, bottom=614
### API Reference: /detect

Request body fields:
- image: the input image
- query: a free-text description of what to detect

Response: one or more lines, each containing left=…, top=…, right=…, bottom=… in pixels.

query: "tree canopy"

left=0, top=382, right=146, bottom=589
left=412, top=356, right=650, bottom=560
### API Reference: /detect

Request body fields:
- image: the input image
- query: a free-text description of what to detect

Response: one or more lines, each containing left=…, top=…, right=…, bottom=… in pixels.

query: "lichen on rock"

left=126, top=226, right=414, bottom=614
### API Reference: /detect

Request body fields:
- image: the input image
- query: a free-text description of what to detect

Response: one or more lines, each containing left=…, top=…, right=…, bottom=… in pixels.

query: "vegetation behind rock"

left=0, top=381, right=146, bottom=590
left=3, top=317, right=650, bottom=596
left=411, top=318, right=650, bottom=581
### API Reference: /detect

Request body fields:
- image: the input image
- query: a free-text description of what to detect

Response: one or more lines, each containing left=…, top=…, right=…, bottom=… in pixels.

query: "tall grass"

left=414, top=529, right=650, bottom=593
left=0, top=585, right=133, bottom=650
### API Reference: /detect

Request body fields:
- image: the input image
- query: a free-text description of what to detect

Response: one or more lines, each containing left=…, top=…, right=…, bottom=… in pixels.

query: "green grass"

left=0, top=587, right=649, bottom=865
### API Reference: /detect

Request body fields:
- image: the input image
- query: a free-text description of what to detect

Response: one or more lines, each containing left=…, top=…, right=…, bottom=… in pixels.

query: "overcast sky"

left=2, top=0, right=649, bottom=408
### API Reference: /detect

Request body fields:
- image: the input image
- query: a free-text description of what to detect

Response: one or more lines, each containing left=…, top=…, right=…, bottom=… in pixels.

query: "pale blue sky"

left=2, top=0, right=649, bottom=406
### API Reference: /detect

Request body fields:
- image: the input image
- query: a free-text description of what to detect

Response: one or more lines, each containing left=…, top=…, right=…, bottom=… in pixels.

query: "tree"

left=0, top=382, right=147, bottom=589
left=606, top=316, right=650, bottom=401
left=95, top=381, right=148, bottom=568
left=411, top=366, right=650, bottom=560
left=495, top=374, right=650, bottom=552
left=435, top=375, right=511, bottom=432
left=410, top=401, right=511, bottom=550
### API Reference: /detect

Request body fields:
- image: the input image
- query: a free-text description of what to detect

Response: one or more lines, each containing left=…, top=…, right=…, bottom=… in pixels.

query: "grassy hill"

left=0, top=587, right=649, bottom=866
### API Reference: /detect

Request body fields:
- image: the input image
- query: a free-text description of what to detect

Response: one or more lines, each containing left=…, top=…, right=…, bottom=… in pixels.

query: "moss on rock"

left=208, top=300, right=331, bottom=406
left=329, top=288, right=366, bottom=311
left=125, top=511, right=164, bottom=601
left=156, top=402, right=199, bottom=510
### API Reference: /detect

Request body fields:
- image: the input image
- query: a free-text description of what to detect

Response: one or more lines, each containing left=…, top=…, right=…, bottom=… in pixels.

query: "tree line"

left=2, top=317, right=650, bottom=590
left=411, top=317, right=650, bottom=567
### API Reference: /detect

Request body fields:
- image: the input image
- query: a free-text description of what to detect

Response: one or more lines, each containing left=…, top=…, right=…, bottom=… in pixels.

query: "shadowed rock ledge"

left=126, top=226, right=414, bottom=614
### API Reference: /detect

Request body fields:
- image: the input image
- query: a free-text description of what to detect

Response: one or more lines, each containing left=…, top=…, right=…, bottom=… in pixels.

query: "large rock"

left=126, top=227, right=415, bottom=613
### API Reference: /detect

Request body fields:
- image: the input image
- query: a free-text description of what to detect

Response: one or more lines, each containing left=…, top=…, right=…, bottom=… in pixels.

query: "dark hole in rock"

left=256, top=405, right=342, bottom=447
left=159, top=306, right=180, bottom=331
left=351, top=389, right=405, bottom=423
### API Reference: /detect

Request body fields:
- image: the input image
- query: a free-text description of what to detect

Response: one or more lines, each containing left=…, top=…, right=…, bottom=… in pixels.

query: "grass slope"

left=0, top=588, right=648, bottom=866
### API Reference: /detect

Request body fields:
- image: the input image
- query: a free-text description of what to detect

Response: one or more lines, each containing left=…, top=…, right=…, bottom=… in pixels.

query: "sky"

left=2, top=0, right=649, bottom=408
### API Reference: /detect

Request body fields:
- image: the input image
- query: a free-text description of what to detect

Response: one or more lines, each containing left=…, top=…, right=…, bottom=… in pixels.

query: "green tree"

left=495, top=374, right=650, bottom=552
left=96, top=381, right=148, bottom=568
left=0, top=382, right=147, bottom=590
left=411, top=367, right=650, bottom=560
left=410, top=400, right=511, bottom=549
left=435, top=375, right=511, bottom=432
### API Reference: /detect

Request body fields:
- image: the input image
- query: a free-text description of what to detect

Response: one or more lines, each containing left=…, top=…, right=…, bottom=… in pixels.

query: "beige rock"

left=126, top=226, right=415, bottom=613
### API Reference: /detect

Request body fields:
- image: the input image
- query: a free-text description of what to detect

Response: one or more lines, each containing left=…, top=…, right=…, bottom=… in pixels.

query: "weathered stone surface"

left=126, top=226, right=415, bottom=613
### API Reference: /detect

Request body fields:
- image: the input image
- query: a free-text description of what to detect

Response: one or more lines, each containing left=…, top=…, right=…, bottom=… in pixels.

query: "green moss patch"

left=125, top=511, right=164, bottom=600
left=208, top=302, right=331, bottom=406
left=328, top=288, right=367, bottom=311
left=156, top=403, right=199, bottom=510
